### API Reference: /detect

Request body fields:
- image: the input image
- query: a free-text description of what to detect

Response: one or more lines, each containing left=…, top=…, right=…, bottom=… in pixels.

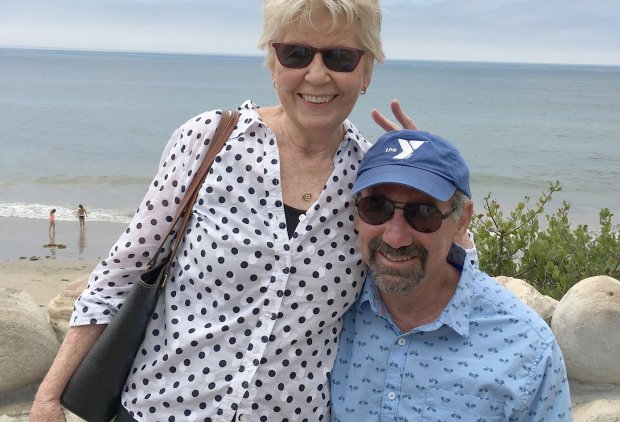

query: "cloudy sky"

left=1, top=0, right=618, bottom=65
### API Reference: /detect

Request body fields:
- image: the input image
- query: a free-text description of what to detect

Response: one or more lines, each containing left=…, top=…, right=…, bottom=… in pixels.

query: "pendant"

left=302, top=192, right=312, bottom=202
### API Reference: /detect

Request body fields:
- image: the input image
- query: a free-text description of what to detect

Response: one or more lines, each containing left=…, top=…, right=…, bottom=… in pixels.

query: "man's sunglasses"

left=272, top=42, right=365, bottom=72
left=355, top=196, right=456, bottom=233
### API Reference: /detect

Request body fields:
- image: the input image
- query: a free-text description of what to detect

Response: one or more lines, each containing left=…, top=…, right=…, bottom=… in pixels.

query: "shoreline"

left=0, top=217, right=127, bottom=262
left=0, top=217, right=126, bottom=308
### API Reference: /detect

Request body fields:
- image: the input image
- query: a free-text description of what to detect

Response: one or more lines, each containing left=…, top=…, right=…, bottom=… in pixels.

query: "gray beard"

left=367, top=237, right=428, bottom=295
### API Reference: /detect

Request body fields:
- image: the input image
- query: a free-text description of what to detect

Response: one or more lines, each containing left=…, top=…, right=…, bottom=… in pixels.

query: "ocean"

left=1, top=48, right=619, bottom=228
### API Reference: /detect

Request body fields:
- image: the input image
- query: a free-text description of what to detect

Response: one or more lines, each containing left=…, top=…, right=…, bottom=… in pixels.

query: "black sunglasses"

left=356, top=196, right=456, bottom=233
left=272, top=42, right=365, bottom=72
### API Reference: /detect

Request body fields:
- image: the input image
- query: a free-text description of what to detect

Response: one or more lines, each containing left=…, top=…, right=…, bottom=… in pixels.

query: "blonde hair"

left=257, top=0, right=384, bottom=71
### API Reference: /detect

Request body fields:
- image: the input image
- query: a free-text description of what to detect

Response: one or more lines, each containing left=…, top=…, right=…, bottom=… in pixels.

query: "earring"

left=273, top=79, right=276, bottom=89
left=360, top=84, right=367, bottom=95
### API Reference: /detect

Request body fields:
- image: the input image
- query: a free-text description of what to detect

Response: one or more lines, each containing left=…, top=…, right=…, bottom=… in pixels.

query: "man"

left=330, top=130, right=572, bottom=420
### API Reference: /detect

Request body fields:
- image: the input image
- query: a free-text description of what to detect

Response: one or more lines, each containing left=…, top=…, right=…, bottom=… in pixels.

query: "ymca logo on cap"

left=388, top=139, right=427, bottom=160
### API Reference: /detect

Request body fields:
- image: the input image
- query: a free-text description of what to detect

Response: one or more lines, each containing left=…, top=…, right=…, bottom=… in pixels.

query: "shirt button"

left=387, top=391, right=396, bottom=400
left=298, top=214, right=306, bottom=221
left=238, top=415, right=246, bottom=421
left=397, top=338, right=406, bottom=346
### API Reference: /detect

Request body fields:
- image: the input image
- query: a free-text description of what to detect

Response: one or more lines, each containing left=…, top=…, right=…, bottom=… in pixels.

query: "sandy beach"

left=0, top=259, right=99, bottom=307
left=0, top=216, right=128, bottom=305
left=0, top=216, right=129, bottom=308
left=0, top=217, right=128, bottom=419
left=0, top=216, right=128, bottom=261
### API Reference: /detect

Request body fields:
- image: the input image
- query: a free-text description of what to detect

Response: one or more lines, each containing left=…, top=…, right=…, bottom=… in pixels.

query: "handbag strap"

left=145, top=109, right=240, bottom=285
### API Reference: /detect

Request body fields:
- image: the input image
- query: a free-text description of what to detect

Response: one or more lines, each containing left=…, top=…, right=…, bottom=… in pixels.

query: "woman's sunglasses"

left=272, top=42, right=365, bottom=72
left=356, top=196, right=456, bottom=233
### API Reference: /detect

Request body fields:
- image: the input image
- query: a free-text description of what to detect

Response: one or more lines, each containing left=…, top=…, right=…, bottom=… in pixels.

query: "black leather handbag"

left=60, top=109, right=239, bottom=422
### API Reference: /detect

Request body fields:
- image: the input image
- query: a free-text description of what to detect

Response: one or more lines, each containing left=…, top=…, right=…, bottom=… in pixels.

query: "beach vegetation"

left=471, top=181, right=620, bottom=300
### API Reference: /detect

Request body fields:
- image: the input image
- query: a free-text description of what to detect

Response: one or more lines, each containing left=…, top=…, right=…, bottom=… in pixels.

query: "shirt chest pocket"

left=422, top=388, right=505, bottom=422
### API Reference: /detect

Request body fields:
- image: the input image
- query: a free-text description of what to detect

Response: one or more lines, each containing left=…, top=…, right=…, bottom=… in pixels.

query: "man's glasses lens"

left=356, top=196, right=454, bottom=233
left=272, top=43, right=365, bottom=72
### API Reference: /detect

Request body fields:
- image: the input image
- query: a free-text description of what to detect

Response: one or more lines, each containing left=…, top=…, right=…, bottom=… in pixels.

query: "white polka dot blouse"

left=71, top=100, right=370, bottom=421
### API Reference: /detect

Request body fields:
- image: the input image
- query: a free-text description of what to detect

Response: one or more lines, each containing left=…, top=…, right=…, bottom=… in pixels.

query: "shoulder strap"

left=146, top=109, right=240, bottom=276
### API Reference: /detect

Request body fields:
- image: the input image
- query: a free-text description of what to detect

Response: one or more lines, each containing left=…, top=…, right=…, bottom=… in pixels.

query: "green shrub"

left=471, top=181, right=620, bottom=299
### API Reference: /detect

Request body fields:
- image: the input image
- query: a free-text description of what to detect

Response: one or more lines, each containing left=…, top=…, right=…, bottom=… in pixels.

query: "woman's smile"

left=301, top=94, right=336, bottom=104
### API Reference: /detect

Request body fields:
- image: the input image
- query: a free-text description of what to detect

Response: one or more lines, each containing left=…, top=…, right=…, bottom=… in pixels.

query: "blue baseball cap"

left=353, top=130, right=471, bottom=200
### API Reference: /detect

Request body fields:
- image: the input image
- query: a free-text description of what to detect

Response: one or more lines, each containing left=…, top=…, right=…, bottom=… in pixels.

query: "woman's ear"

left=363, top=55, right=374, bottom=89
left=364, top=75, right=373, bottom=90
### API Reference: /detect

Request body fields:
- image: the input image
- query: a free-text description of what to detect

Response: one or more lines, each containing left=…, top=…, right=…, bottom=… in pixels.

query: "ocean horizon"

left=1, top=47, right=619, bottom=229
left=4, top=45, right=619, bottom=67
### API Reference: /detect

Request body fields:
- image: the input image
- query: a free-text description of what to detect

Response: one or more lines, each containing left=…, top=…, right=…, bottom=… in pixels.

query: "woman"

left=30, top=1, right=384, bottom=421
left=76, top=204, right=87, bottom=230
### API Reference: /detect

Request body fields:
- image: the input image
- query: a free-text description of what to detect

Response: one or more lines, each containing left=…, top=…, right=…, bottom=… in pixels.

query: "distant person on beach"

left=330, top=129, right=572, bottom=420
left=30, top=1, right=436, bottom=421
left=48, top=208, right=56, bottom=233
left=75, top=204, right=87, bottom=230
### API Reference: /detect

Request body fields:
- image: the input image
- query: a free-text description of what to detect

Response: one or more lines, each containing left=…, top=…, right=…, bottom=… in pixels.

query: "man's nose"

left=381, top=209, right=415, bottom=249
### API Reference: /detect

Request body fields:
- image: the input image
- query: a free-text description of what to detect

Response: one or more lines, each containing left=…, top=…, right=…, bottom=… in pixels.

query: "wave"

left=470, top=173, right=551, bottom=191
left=31, top=175, right=151, bottom=186
left=0, top=202, right=134, bottom=224
left=0, top=175, right=151, bottom=188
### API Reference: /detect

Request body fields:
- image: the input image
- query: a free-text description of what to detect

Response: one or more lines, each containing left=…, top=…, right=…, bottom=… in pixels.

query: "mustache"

left=368, top=237, right=428, bottom=260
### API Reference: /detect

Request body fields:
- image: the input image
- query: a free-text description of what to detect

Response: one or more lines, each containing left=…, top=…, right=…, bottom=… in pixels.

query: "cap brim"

left=352, top=165, right=456, bottom=201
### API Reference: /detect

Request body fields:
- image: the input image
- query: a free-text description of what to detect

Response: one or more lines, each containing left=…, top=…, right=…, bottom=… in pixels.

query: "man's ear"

left=453, top=200, right=474, bottom=246
left=353, top=211, right=361, bottom=233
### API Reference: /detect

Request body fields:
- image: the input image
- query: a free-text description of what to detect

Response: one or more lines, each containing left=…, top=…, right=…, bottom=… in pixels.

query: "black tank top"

left=283, top=204, right=306, bottom=239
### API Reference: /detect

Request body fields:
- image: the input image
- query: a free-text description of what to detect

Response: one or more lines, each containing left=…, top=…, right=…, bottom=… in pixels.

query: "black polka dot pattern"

left=71, top=100, right=369, bottom=421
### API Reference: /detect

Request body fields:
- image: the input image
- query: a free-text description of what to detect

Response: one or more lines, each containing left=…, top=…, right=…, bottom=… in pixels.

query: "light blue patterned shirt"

left=330, top=255, right=572, bottom=421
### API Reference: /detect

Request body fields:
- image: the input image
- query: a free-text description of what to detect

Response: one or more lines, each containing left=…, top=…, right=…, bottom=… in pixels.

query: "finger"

left=390, top=99, right=419, bottom=130
left=371, top=109, right=400, bottom=131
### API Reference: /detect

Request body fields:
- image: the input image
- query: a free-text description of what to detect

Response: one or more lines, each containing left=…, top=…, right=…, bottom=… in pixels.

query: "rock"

left=573, top=399, right=620, bottom=421
left=0, top=289, right=60, bottom=394
left=571, top=379, right=620, bottom=412
left=494, top=276, right=558, bottom=325
left=552, top=276, right=620, bottom=384
left=0, top=409, right=29, bottom=421
left=42, top=243, right=67, bottom=249
left=0, top=382, right=39, bottom=409
left=47, top=274, right=89, bottom=342
left=0, top=406, right=87, bottom=422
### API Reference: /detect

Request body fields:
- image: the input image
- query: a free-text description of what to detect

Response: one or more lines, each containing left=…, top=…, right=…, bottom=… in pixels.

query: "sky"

left=1, top=0, right=619, bottom=66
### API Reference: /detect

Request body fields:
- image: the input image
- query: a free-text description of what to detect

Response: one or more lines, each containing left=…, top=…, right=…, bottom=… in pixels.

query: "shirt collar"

left=358, top=258, right=475, bottom=337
